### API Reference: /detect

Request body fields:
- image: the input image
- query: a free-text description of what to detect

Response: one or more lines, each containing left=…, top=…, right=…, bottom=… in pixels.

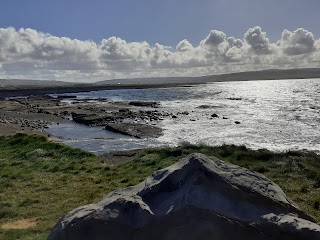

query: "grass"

left=0, top=134, right=319, bottom=240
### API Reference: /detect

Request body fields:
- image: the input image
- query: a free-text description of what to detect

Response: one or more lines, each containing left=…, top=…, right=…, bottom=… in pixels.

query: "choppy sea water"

left=51, top=79, right=320, bottom=154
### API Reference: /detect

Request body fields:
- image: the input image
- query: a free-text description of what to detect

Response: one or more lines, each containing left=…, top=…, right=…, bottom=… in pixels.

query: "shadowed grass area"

left=0, top=134, right=319, bottom=240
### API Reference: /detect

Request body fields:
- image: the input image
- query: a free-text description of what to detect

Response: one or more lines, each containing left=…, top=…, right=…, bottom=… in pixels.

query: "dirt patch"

left=101, top=149, right=142, bottom=166
left=1, top=219, right=37, bottom=230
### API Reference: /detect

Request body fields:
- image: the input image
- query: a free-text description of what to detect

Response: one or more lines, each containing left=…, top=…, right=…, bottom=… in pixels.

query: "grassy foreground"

left=0, top=134, right=319, bottom=240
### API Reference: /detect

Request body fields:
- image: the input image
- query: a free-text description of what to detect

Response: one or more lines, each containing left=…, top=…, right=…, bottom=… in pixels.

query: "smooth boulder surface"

left=48, top=153, right=320, bottom=240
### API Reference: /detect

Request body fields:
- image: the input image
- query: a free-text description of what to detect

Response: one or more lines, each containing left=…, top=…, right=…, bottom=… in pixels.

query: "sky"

left=0, top=0, right=320, bottom=82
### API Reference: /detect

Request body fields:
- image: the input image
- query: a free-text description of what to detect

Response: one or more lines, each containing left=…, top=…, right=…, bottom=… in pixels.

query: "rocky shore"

left=0, top=97, right=66, bottom=136
left=0, top=92, right=245, bottom=141
left=0, top=95, right=174, bottom=139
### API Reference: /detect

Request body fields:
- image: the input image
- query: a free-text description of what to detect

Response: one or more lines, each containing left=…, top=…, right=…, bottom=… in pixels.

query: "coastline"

left=0, top=82, right=190, bottom=98
left=0, top=78, right=319, bottom=155
left=1, top=67, right=320, bottom=98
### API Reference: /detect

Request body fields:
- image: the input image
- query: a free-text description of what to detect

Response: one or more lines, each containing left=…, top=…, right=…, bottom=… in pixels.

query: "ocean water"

left=53, top=79, right=320, bottom=154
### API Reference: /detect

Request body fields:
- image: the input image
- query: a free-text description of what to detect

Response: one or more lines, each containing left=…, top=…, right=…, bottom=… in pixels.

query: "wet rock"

left=48, top=153, right=320, bottom=240
left=196, top=105, right=221, bottom=109
left=57, top=95, right=77, bottom=99
left=105, top=122, right=162, bottom=138
left=27, top=95, right=54, bottom=100
left=226, top=97, right=242, bottom=101
left=118, top=108, right=130, bottom=113
left=128, top=101, right=160, bottom=108
left=71, top=112, right=115, bottom=126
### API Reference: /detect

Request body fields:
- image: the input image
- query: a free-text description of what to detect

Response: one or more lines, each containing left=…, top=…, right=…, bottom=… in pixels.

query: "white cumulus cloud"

left=279, top=28, right=315, bottom=55
left=0, top=26, right=319, bottom=82
left=244, top=26, right=272, bottom=54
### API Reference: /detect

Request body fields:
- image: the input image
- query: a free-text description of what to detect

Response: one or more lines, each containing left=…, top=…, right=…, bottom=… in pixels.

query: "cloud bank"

left=0, top=26, right=319, bottom=82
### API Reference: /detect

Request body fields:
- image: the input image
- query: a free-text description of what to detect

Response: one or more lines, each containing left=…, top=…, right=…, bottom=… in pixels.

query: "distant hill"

left=95, top=68, right=320, bottom=85
left=1, top=68, right=319, bottom=89
left=0, top=68, right=319, bottom=98
left=0, top=79, right=72, bottom=88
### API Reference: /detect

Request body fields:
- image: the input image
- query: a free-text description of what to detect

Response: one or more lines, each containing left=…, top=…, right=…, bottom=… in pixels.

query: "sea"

left=47, top=79, right=320, bottom=155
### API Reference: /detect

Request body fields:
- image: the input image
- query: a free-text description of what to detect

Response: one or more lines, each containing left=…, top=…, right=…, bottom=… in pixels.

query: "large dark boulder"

left=48, top=153, right=320, bottom=240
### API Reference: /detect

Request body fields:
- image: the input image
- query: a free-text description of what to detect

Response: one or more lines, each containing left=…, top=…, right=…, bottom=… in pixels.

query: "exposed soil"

left=1, top=219, right=37, bottom=230
left=101, top=149, right=142, bottom=166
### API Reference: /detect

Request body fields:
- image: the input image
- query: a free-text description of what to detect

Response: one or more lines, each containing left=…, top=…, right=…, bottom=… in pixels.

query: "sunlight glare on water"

left=158, top=79, right=320, bottom=153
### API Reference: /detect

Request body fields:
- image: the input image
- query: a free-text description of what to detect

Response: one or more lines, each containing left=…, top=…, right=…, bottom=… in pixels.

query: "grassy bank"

left=0, top=134, right=319, bottom=240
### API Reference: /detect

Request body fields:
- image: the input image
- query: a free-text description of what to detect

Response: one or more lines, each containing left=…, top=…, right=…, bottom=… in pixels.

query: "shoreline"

left=1, top=67, right=320, bottom=98
left=0, top=82, right=191, bottom=98
left=0, top=77, right=315, bottom=99
left=0, top=94, right=170, bottom=148
left=0, top=79, right=319, bottom=155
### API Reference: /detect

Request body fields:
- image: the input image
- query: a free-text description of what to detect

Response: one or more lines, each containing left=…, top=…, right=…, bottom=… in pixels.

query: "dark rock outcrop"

left=71, top=109, right=166, bottom=127
left=128, top=101, right=159, bottom=108
left=48, top=153, right=320, bottom=240
left=71, top=112, right=115, bottom=125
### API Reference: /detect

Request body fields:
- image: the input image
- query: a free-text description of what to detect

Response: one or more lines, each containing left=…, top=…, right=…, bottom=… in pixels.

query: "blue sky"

left=1, top=0, right=319, bottom=46
left=0, top=0, right=320, bottom=81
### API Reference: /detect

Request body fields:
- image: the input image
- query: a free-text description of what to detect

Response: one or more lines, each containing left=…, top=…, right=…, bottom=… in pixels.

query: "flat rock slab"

left=128, top=101, right=160, bottom=108
left=48, top=153, right=320, bottom=240
left=71, top=113, right=115, bottom=125
left=105, top=122, right=163, bottom=138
